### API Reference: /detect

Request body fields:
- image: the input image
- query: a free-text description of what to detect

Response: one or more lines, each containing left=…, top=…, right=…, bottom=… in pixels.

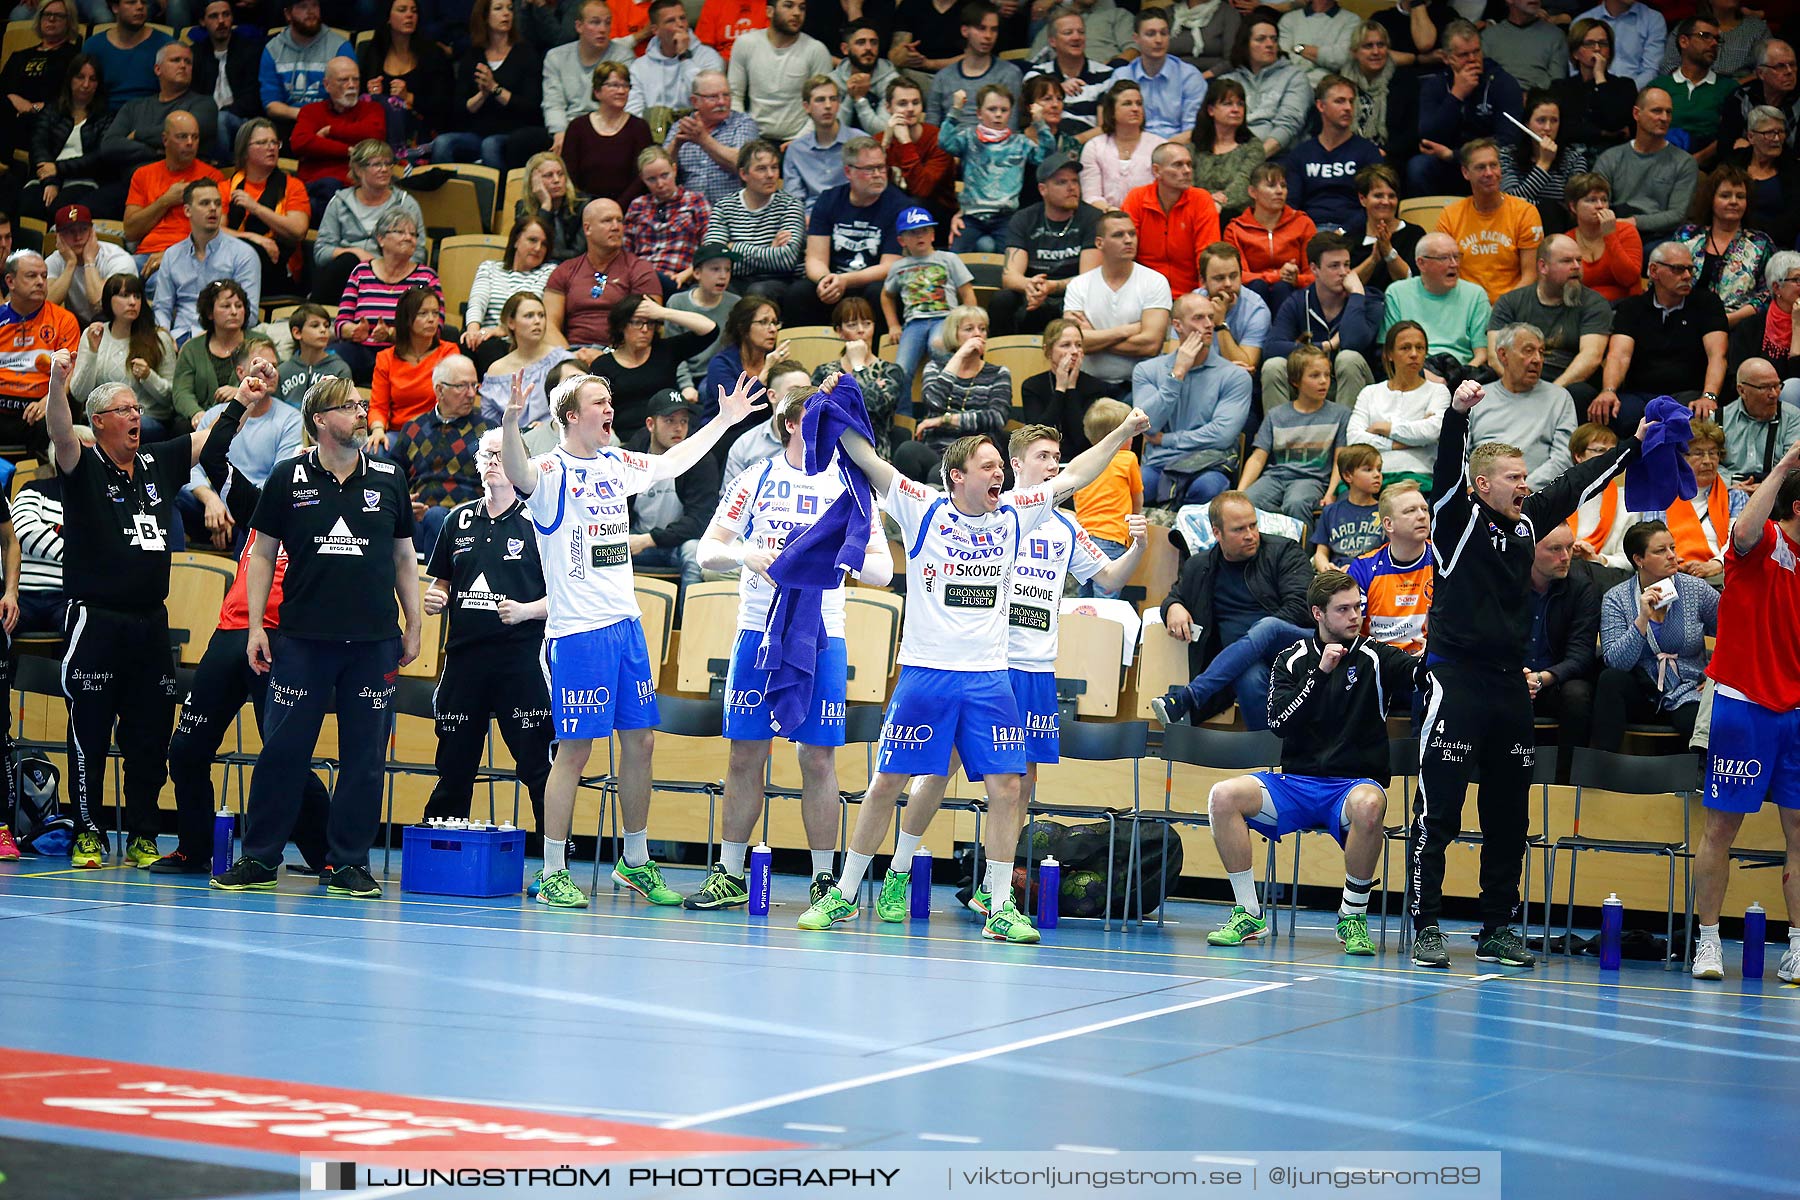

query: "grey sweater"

left=1466, top=379, right=1577, bottom=490
left=1592, top=141, right=1699, bottom=240
left=665, top=287, right=738, bottom=392
left=313, top=188, right=428, bottom=266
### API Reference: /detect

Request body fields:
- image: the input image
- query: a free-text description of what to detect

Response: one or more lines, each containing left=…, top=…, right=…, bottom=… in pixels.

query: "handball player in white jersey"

left=684, top=383, right=894, bottom=911
left=500, top=370, right=765, bottom=910
left=797, top=391, right=1150, bottom=944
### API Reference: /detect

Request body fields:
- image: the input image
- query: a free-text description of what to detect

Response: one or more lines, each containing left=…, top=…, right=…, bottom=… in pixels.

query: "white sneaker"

left=1692, top=938, right=1725, bottom=981
left=1778, top=945, right=1800, bottom=985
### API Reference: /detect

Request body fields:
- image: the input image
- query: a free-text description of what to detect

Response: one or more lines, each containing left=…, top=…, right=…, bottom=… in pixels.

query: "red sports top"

left=216, top=529, right=290, bottom=632
left=1707, top=519, right=1800, bottom=712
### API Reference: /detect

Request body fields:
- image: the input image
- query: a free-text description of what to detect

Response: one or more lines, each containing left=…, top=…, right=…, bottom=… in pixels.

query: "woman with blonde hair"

left=513, top=151, right=585, bottom=262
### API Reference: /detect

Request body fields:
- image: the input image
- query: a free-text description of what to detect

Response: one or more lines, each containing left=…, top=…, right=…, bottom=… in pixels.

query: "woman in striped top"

left=333, top=209, right=444, bottom=385
left=461, top=215, right=556, bottom=374
left=893, top=305, right=1013, bottom=483
left=702, top=140, right=806, bottom=298
left=13, top=459, right=69, bottom=635
left=1499, top=93, right=1588, bottom=236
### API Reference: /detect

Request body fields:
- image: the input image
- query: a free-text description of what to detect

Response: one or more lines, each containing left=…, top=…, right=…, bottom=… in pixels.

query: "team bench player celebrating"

left=797, top=392, right=1152, bottom=944
left=1410, top=378, right=1652, bottom=970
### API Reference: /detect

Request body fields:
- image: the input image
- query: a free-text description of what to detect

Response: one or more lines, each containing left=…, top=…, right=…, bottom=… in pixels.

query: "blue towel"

left=756, top=376, right=877, bottom=734
left=1623, top=395, right=1697, bottom=512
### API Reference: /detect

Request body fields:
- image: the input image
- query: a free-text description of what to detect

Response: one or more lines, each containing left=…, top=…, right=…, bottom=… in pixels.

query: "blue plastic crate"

left=400, top=825, right=526, bottom=897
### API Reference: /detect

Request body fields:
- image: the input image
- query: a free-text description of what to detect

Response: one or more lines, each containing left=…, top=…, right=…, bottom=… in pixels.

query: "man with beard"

left=258, top=0, right=355, bottom=128
left=833, top=21, right=900, bottom=137
left=45, top=349, right=244, bottom=869
left=728, top=0, right=834, bottom=143
left=1488, top=235, right=1612, bottom=415
left=210, top=375, right=419, bottom=899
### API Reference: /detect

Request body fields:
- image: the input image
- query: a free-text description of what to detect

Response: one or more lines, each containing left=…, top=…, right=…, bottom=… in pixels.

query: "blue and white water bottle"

left=909, top=846, right=932, bottom=918
left=1599, top=893, right=1623, bottom=970
left=1744, top=901, right=1767, bottom=979
left=1038, top=856, right=1061, bottom=929
left=747, top=844, right=772, bottom=916
left=211, top=808, right=236, bottom=875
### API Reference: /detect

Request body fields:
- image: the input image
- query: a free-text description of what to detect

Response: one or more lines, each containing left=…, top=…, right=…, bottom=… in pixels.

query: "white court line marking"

left=418, top=1095, right=683, bottom=1122
left=783, top=1123, right=847, bottom=1133
left=1054, top=1144, right=1120, bottom=1155
left=919, top=1133, right=982, bottom=1145
left=1193, top=1154, right=1259, bottom=1166
left=661, top=980, right=1293, bottom=1130
left=1472, top=973, right=1504, bottom=981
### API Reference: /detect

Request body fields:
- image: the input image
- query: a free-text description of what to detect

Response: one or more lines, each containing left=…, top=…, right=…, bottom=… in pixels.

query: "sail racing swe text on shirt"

left=248, top=448, right=414, bottom=642
left=884, top=474, right=1057, bottom=673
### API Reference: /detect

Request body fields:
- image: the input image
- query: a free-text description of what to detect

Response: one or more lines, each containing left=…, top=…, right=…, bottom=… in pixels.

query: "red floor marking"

left=0, top=1047, right=795, bottom=1163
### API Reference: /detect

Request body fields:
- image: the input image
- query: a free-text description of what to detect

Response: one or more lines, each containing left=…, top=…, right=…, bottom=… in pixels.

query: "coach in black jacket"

left=1526, top=523, right=1603, bottom=781
left=1156, top=490, right=1314, bottom=729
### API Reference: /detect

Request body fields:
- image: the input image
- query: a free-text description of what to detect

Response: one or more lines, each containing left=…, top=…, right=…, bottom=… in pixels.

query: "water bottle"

left=1038, top=856, right=1061, bottom=930
left=211, top=808, right=236, bottom=875
left=1599, top=893, right=1623, bottom=970
left=1744, top=902, right=1767, bottom=979
left=747, top=844, right=772, bottom=916
left=909, top=846, right=932, bottom=919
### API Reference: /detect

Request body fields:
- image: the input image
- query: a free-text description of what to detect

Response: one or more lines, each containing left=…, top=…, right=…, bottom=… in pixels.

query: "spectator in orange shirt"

left=0, top=250, right=82, bottom=457
left=1435, top=138, right=1544, bottom=303
left=1121, top=142, right=1221, bottom=297
left=695, top=0, right=767, bottom=62
left=121, top=111, right=224, bottom=266
left=609, top=0, right=654, bottom=54
left=372, top=285, right=462, bottom=442
left=1223, top=161, right=1317, bottom=316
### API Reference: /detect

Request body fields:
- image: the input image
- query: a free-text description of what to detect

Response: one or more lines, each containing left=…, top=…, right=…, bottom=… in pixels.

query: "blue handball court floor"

left=0, top=842, right=1794, bottom=1200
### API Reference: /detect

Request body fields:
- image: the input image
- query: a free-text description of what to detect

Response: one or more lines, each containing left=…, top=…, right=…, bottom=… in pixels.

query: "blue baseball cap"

left=896, top=206, right=937, bottom=233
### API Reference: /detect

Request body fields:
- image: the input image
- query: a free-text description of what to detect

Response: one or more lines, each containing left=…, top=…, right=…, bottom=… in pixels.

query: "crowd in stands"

left=0, top=0, right=1796, bottom=759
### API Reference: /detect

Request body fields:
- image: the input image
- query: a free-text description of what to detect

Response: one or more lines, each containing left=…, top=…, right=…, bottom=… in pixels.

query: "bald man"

left=1487, top=233, right=1613, bottom=411
left=1380, top=231, right=1493, bottom=373
left=544, top=198, right=664, bottom=365
left=121, top=111, right=226, bottom=264
left=293, top=57, right=389, bottom=213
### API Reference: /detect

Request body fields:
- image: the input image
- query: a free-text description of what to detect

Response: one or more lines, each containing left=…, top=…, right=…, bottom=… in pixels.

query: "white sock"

left=810, top=849, right=835, bottom=876
left=544, top=837, right=566, bottom=875
left=839, top=850, right=873, bottom=895
left=720, top=840, right=749, bottom=877
left=1698, top=922, right=1721, bottom=944
left=1227, top=868, right=1261, bottom=918
left=1339, top=874, right=1373, bottom=918
left=893, top=830, right=923, bottom=871
left=985, top=860, right=1012, bottom=909
left=621, top=828, right=649, bottom=868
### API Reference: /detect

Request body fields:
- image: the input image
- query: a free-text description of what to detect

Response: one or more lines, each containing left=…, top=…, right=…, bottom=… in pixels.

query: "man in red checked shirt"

left=1690, top=434, right=1800, bottom=984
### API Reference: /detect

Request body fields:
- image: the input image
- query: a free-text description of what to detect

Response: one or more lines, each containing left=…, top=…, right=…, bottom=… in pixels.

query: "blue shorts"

left=1245, top=773, right=1382, bottom=848
left=724, top=630, right=848, bottom=747
left=1705, top=690, right=1800, bottom=813
left=878, top=666, right=1025, bottom=782
left=544, top=619, right=660, bottom=741
left=1009, top=668, right=1060, bottom=764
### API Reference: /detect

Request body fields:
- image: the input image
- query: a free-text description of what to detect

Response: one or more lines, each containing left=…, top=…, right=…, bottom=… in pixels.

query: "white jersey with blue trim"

left=712, top=452, right=881, bottom=637
left=885, top=474, right=1057, bottom=672
left=1006, top=506, right=1108, bottom=671
left=523, top=444, right=658, bottom=639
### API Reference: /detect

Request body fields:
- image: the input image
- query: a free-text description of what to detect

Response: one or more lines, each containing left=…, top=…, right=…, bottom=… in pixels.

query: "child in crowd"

left=276, top=304, right=352, bottom=408
left=668, top=244, right=740, bottom=404
left=939, top=83, right=1049, bottom=253
left=1239, top=344, right=1349, bottom=532
left=882, top=206, right=976, bottom=402
left=1313, top=444, right=1385, bottom=570
left=1224, top=161, right=1318, bottom=317
left=1074, top=398, right=1144, bottom=599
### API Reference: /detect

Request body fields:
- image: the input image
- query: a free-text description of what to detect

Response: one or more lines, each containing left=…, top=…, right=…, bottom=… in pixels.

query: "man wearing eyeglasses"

left=1590, top=240, right=1727, bottom=437
left=1379, top=232, right=1492, bottom=376
left=212, top=375, right=422, bottom=899
left=1722, top=358, right=1800, bottom=494
left=393, top=354, right=491, bottom=556
left=1653, top=16, right=1728, bottom=165
left=1717, top=40, right=1798, bottom=158
left=666, top=68, right=762, bottom=207
left=44, top=348, right=248, bottom=871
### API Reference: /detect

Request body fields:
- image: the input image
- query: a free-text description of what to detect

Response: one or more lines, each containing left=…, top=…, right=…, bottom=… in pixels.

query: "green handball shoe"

left=1207, top=906, right=1268, bottom=946
left=1336, top=912, right=1375, bottom=956
left=876, top=868, right=910, bottom=922
left=611, top=859, right=682, bottom=905
left=968, top=886, right=991, bottom=917
left=797, top=885, right=858, bottom=930
left=683, top=865, right=749, bottom=910
left=982, top=899, right=1040, bottom=944
left=535, top=868, right=589, bottom=909
left=125, top=837, right=161, bottom=869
